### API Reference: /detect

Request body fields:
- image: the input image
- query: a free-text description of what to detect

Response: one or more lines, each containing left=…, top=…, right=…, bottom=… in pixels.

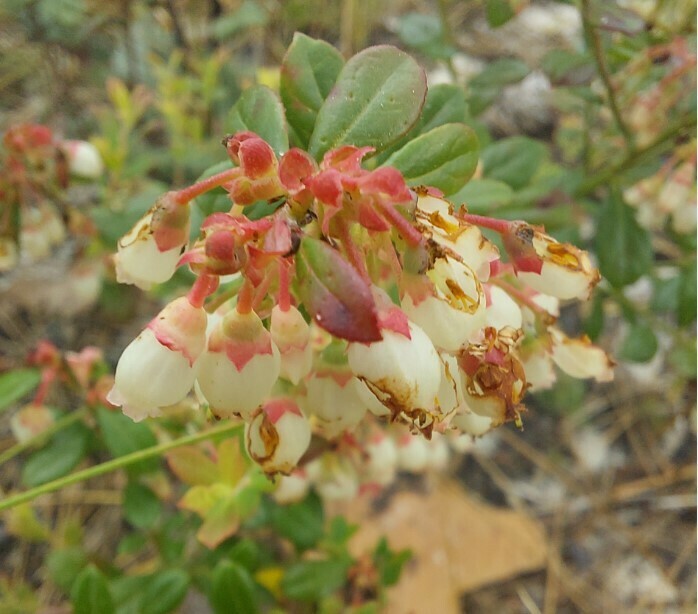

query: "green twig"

left=581, top=0, right=636, bottom=152
left=0, top=407, right=89, bottom=467
left=0, top=421, right=242, bottom=512
left=575, top=114, right=697, bottom=197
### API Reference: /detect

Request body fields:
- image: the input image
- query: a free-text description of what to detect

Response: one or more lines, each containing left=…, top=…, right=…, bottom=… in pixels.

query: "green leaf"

left=449, top=178, right=514, bottom=212
left=280, top=33, right=345, bottom=150
left=375, top=83, right=469, bottom=164
left=212, top=0, right=268, bottom=40
left=651, top=275, right=681, bottom=313
left=47, top=547, right=87, bottom=593
left=541, top=49, right=592, bottom=82
left=619, top=323, right=658, bottom=363
left=467, top=58, right=529, bottom=115
left=668, top=337, right=696, bottom=378
left=470, top=58, right=530, bottom=89
left=485, top=0, right=515, bottom=27
left=96, top=406, right=159, bottom=475
left=281, top=559, right=350, bottom=601
left=595, top=192, right=653, bottom=288
left=481, top=136, right=547, bottom=190
left=270, top=491, right=324, bottom=551
left=308, top=45, right=427, bottom=159
left=228, top=85, right=288, bottom=156
left=384, top=123, right=479, bottom=195
left=295, top=237, right=381, bottom=342
left=0, top=368, right=41, bottom=412
left=210, top=560, right=259, bottom=614
left=678, top=260, right=697, bottom=326
left=584, top=292, right=605, bottom=341
left=22, top=422, right=90, bottom=487
left=373, top=538, right=411, bottom=587
left=140, top=570, right=190, bottom=614
left=123, top=482, right=161, bottom=529
left=395, top=12, right=456, bottom=60
left=71, top=565, right=115, bottom=614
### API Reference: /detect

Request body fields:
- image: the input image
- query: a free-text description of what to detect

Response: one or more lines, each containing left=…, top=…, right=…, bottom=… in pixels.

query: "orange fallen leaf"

left=331, top=478, right=547, bottom=613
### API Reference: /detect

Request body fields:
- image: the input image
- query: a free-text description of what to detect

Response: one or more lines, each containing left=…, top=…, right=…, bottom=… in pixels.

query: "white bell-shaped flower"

left=114, top=193, right=189, bottom=290
left=246, top=398, right=311, bottom=475
left=364, top=433, right=399, bottom=486
left=550, top=328, right=614, bottom=382
left=270, top=305, right=313, bottom=384
left=347, top=319, right=441, bottom=432
left=196, top=308, right=280, bottom=419
left=402, top=256, right=486, bottom=352
left=302, top=371, right=367, bottom=439
left=107, top=297, right=207, bottom=421
left=62, top=140, right=104, bottom=179
left=273, top=470, right=310, bottom=504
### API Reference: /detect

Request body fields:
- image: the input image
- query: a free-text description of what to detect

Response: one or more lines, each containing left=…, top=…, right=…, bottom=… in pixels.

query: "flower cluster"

left=0, top=123, right=103, bottom=272
left=108, top=131, right=613, bottom=486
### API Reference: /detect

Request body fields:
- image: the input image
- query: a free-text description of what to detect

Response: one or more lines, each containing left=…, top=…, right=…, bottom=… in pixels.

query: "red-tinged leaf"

left=295, top=237, right=381, bottom=342
left=197, top=497, right=241, bottom=549
left=167, top=446, right=219, bottom=486
left=179, top=484, right=233, bottom=516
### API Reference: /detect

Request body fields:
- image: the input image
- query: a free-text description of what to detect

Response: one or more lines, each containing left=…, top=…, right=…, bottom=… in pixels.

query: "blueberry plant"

left=0, top=25, right=658, bottom=613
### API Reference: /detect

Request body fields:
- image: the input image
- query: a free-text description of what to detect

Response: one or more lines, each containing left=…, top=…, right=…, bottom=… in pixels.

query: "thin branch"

left=575, top=113, right=696, bottom=196
left=0, top=421, right=242, bottom=512
left=581, top=0, right=635, bottom=152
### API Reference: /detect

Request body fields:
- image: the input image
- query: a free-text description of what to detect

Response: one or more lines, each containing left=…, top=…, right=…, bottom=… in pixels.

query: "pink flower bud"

left=195, top=308, right=280, bottom=419
left=61, top=140, right=104, bottom=179
left=348, top=319, right=442, bottom=434
left=270, top=305, right=313, bottom=384
left=107, top=297, right=207, bottom=421
left=114, top=192, right=190, bottom=290
left=246, top=398, right=311, bottom=474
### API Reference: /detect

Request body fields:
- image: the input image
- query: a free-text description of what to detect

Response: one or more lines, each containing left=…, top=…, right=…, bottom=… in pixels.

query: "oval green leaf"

left=281, top=559, right=350, bottom=601
left=228, top=85, right=288, bottom=155
left=22, top=422, right=90, bottom=487
left=0, top=368, right=41, bottom=413
left=140, top=570, right=190, bottom=614
left=481, top=136, right=547, bottom=190
left=71, top=565, right=115, bottom=614
left=210, top=560, right=259, bottom=614
left=308, top=45, right=427, bottom=159
left=595, top=191, right=653, bottom=288
left=280, top=33, right=345, bottom=149
left=295, top=237, right=381, bottom=342
left=384, top=123, right=479, bottom=195
left=123, top=482, right=161, bottom=529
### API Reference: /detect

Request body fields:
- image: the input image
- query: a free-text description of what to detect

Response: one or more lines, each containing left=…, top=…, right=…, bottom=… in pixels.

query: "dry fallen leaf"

left=332, top=478, right=547, bottom=613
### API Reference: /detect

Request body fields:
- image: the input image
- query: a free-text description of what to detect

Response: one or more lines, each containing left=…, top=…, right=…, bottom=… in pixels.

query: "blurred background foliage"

left=0, top=0, right=696, bottom=612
